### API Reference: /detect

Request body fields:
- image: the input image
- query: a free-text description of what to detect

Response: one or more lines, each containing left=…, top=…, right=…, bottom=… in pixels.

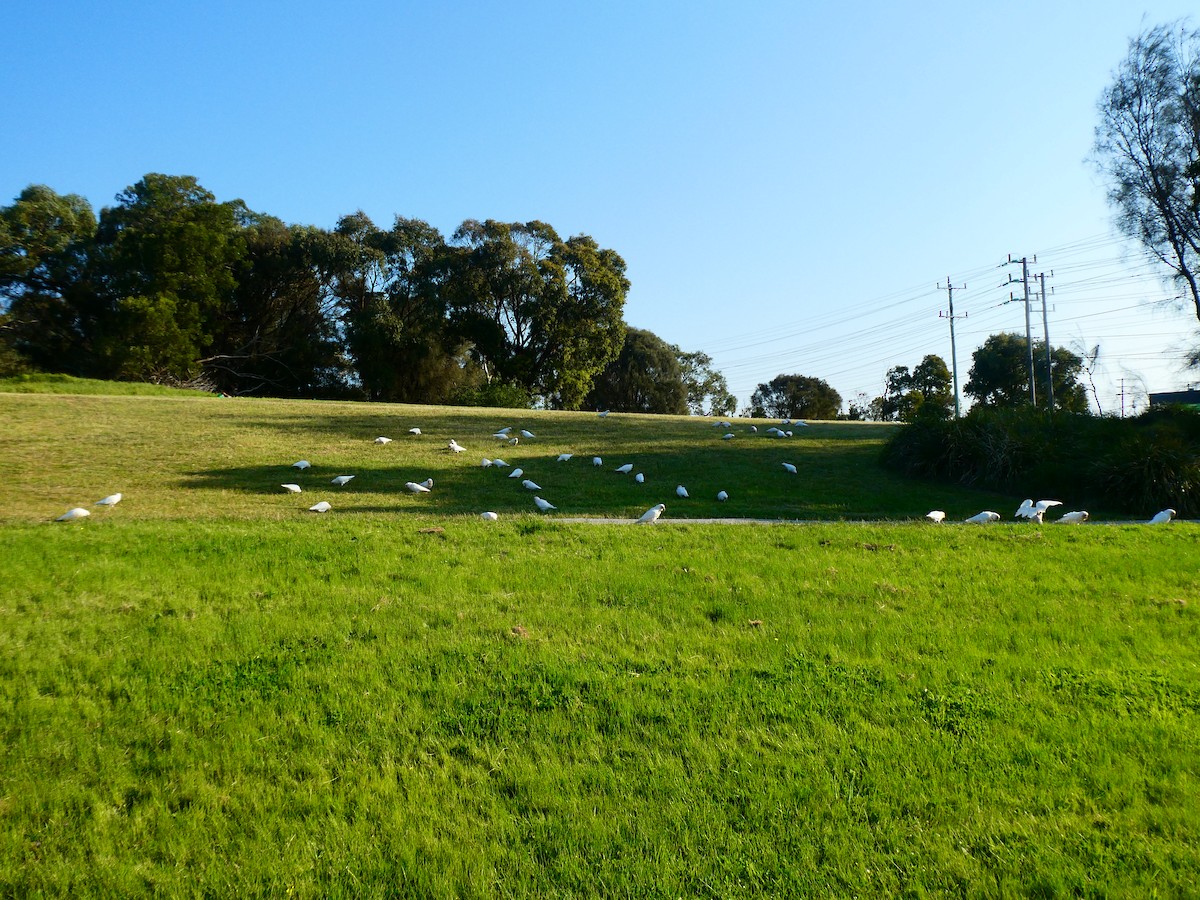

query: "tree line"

left=0, top=174, right=737, bottom=412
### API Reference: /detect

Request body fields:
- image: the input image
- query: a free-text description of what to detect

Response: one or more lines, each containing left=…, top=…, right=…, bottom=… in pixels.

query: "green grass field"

left=2, top=385, right=1197, bottom=896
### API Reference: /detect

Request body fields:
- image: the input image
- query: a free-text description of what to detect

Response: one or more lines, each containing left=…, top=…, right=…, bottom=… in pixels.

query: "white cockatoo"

left=614, top=463, right=633, bottom=474
left=533, top=496, right=556, bottom=512
left=95, top=493, right=123, bottom=506
left=925, top=510, right=946, bottom=523
left=676, top=485, right=689, bottom=498
left=56, top=507, right=90, bottom=521
left=637, top=503, right=666, bottom=524
left=1057, top=511, right=1089, bottom=524
left=374, top=437, right=392, bottom=444
left=965, top=511, right=1001, bottom=524
left=1148, top=508, right=1176, bottom=524
left=331, top=475, right=355, bottom=486
left=292, top=460, right=311, bottom=470
left=481, top=511, right=499, bottom=521
left=782, top=463, right=797, bottom=474
left=521, top=479, right=541, bottom=491
left=716, top=490, right=729, bottom=502
left=308, top=501, right=331, bottom=513
left=404, top=482, right=431, bottom=493
left=281, top=484, right=302, bottom=494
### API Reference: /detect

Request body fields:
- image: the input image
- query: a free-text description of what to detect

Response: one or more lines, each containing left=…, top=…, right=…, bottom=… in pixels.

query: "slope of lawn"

left=4, top=390, right=1036, bottom=525
left=2, top=386, right=1197, bottom=896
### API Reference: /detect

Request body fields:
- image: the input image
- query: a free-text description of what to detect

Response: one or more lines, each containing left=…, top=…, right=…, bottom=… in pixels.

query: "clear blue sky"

left=4, top=1, right=1198, bottom=413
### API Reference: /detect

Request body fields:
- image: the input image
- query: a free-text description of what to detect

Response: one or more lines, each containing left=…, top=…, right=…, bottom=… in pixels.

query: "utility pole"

left=1119, top=378, right=1127, bottom=418
left=1004, top=255, right=1037, bottom=407
left=1037, top=272, right=1054, bottom=412
left=937, top=277, right=967, bottom=418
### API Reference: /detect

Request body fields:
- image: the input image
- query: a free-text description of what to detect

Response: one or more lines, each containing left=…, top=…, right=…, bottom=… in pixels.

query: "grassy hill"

left=2, top=385, right=1197, bottom=896
left=3, top=387, right=1029, bottom=525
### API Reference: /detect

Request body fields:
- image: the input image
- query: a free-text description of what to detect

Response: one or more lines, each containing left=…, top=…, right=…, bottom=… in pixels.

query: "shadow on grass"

left=180, top=435, right=1021, bottom=521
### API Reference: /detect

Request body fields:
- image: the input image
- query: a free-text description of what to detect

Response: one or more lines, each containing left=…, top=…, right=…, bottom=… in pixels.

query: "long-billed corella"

left=533, top=496, right=556, bottom=512
left=782, top=463, right=797, bottom=474
left=925, top=510, right=946, bottom=523
left=637, top=503, right=666, bottom=524
left=481, top=511, right=499, bottom=521
left=96, top=493, right=123, bottom=506
left=56, top=507, right=90, bottom=521
left=676, top=485, right=689, bottom=498
left=1057, top=510, right=1089, bottom=523
left=281, top=484, right=302, bottom=493
left=408, top=427, right=421, bottom=435
left=405, top=482, right=431, bottom=493
left=508, top=467, right=524, bottom=479
left=331, top=475, right=355, bottom=486
left=557, top=453, right=573, bottom=462
left=614, top=463, right=633, bottom=474
left=1148, top=508, right=1176, bottom=524
left=634, top=473, right=645, bottom=483
left=292, top=460, right=311, bottom=470
left=592, top=456, right=603, bottom=467
left=374, top=436, right=392, bottom=444
left=522, top=479, right=542, bottom=491
left=309, top=501, right=331, bottom=513
left=520, top=430, right=535, bottom=439
left=716, top=490, right=728, bottom=502
left=965, top=511, right=1001, bottom=524
left=448, top=439, right=465, bottom=453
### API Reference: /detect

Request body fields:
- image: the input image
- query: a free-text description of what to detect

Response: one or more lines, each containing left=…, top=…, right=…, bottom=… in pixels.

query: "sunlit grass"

left=2, top=391, right=1024, bottom=524
left=2, top=386, right=1197, bottom=895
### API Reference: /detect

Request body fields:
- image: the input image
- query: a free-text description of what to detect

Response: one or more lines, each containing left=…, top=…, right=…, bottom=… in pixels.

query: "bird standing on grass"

left=676, top=485, right=689, bottom=498
left=615, top=463, right=633, bottom=473
left=716, top=491, right=729, bottom=502
left=96, top=493, right=123, bottom=506
left=925, top=510, right=945, bottom=523
left=638, top=504, right=666, bottom=524
left=782, top=463, right=797, bottom=474
left=281, top=484, right=302, bottom=494
left=331, top=475, right=355, bottom=486
left=56, top=507, right=90, bottom=521
left=533, top=496, right=556, bottom=512
left=308, top=501, right=331, bottom=513
left=405, top=482, right=431, bottom=493
left=1057, top=511, right=1089, bottom=524
left=1149, top=508, right=1176, bottom=524
left=481, top=511, right=499, bottom=521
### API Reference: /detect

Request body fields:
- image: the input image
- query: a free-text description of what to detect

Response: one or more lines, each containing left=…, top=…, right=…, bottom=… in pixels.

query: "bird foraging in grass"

left=614, top=463, right=633, bottom=474
left=481, top=511, right=499, bottom=521
left=95, top=493, right=122, bottom=506
left=508, top=467, right=524, bottom=479
left=1057, top=511, right=1088, bottom=524
left=281, top=484, right=302, bottom=494
left=533, top=496, right=556, bottom=512
left=448, top=439, right=465, bottom=453
left=716, top=490, right=728, bottom=502
left=676, top=485, right=689, bottom=498
left=374, top=436, right=392, bottom=444
left=593, top=457, right=603, bottom=467
left=965, top=511, right=1000, bottom=524
left=557, top=453, right=573, bottom=462
left=637, top=503, right=666, bottom=524
left=522, top=479, right=541, bottom=491
left=635, top=473, right=645, bottom=483
left=331, top=475, right=354, bottom=486
left=925, top=510, right=946, bottom=523
left=782, top=463, right=797, bottom=474
left=408, top=427, right=421, bottom=436
left=56, top=507, right=89, bottom=521
left=1148, top=508, right=1176, bottom=524
left=308, top=501, right=331, bottom=513
left=292, top=460, right=311, bottom=471
left=405, top=482, right=431, bottom=493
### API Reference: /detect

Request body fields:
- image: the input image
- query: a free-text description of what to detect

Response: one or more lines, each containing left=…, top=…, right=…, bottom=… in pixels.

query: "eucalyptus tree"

left=445, top=220, right=628, bottom=408
left=1094, top=21, right=1200, bottom=321
left=0, top=184, right=97, bottom=371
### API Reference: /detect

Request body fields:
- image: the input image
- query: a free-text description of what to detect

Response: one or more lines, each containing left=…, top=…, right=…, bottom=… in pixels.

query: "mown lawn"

left=1, top=388, right=1196, bottom=896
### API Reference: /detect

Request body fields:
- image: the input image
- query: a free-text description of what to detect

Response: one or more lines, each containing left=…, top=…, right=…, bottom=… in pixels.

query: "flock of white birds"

left=53, top=413, right=1181, bottom=526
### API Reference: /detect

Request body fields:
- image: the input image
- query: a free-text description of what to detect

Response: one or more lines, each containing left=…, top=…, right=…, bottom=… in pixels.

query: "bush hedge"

left=881, top=405, right=1199, bottom=517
